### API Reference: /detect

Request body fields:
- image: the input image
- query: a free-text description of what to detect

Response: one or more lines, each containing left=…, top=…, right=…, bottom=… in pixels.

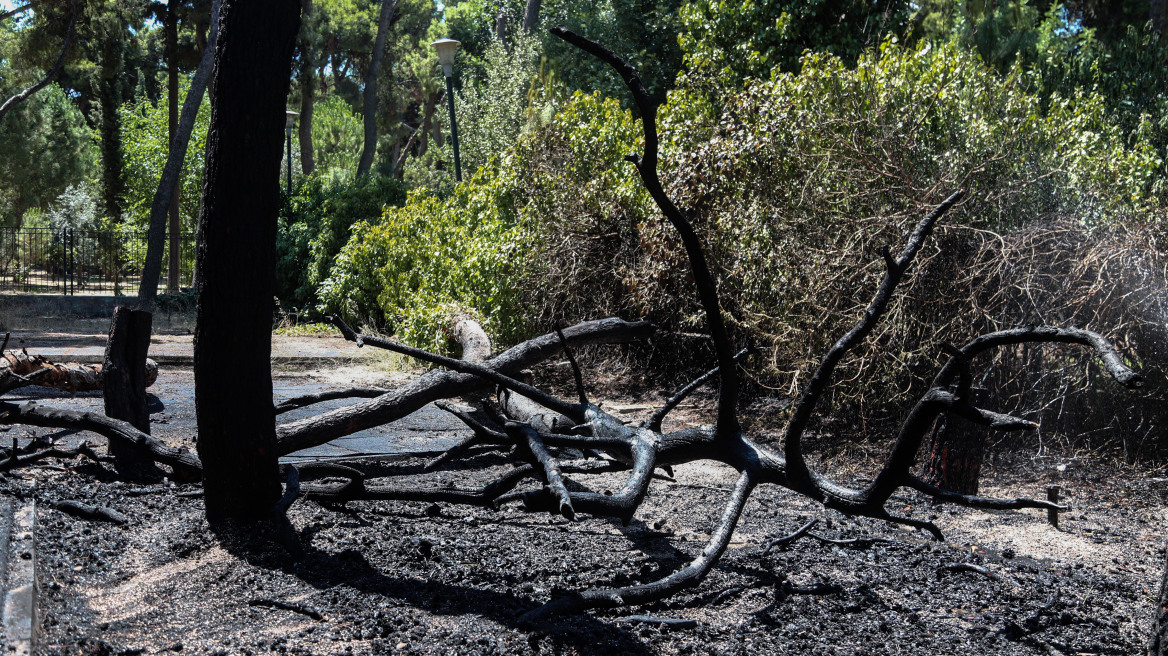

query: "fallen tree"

left=0, top=27, right=1146, bottom=628
left=0, top=341, right=158, bottom=393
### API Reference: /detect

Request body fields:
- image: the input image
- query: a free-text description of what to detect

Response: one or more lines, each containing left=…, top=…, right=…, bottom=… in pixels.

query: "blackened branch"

left=550, top=26, right=741, bottom=438
left=783, top=191, right=964, bottom=492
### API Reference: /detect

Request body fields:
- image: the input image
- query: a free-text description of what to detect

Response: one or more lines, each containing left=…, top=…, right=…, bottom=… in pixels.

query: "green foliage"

left=678, top=0, right=911, bottom=85
left=276, top=173, right=409, bottom=310
left=317, top=90, right=652, bottom=348
left=45, top=183, right=101, bottom=231
left=0, top=79, right=97, bottom=227
left=119, top=80, right=210, bottom=231
left=318, top=174, right=528, bottom=350
left=310, top=94, right=364, bottom=176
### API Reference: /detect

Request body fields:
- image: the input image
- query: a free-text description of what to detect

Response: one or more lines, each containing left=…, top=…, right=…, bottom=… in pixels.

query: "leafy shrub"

left=319, top=38, right=1165, bottom=450
left=310, top=94, right=364, bottom=176
left=276, top=173, right=409, bottom=310
left=120, top=82, right=210, bottom=233
left=318, top=169, right=528, bottom=350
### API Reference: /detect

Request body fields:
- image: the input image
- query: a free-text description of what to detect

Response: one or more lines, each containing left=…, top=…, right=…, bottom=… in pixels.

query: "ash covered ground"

left=4, top=367, right=1164, bottom=655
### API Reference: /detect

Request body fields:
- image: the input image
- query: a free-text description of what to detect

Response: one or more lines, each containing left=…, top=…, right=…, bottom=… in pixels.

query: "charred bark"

left=194, top=0, right=300, bottom=522
left=103, top=306, right=159, bottom=477
left=923, top=388, right=989, bottom=495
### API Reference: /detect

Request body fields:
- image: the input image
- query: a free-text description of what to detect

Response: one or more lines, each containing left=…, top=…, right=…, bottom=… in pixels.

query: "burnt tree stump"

left=924, top=388, right=988, bottom=495
left=103, top=306, right=157, bottom=477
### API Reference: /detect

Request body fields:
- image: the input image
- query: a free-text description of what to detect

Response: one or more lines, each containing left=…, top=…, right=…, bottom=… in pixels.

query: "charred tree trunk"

left=495, top=8, right=508, bottom=43
left=356, top=0, right=396, bottom=177
left=103, top=307, right=158, bottom=477
left=194, top=0, right=300, bottom=522
left=923, top=388, right=988, bottom=495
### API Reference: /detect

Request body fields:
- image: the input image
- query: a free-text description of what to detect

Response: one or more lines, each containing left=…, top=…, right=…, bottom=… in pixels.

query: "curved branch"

left=0, top=0, right=77, bottom=125
left=550, top=27, right=741, bottom=438
left=523, top=468, right=755, bottom=622
left=783, top=192, right=963, bottom=492
left=936, top=326, right=1144, bottom=390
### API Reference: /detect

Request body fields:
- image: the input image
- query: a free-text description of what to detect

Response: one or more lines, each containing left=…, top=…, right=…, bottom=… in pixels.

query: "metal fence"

left=0, top=227, right=196, bottom=295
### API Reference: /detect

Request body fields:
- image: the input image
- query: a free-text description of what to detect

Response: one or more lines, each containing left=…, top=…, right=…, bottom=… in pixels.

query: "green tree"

left=120, top=79, right=211, bottom=235
left=0, top=79, right=97, bottom=227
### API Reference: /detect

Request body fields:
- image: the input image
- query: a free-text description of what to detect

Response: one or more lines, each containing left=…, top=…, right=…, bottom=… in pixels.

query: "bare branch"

left=783, top=192, right=964, bottom=491
left=0, top=0, right=77, bottom=125
left=550, top=27, right=742, bottom=439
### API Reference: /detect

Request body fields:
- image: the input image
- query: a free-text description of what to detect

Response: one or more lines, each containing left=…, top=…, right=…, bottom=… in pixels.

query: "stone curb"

left=2, top=500, right=37, bottom=656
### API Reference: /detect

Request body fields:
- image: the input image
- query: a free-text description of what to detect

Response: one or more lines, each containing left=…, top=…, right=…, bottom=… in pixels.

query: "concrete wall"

left=0, top=294, right=132, bottom=318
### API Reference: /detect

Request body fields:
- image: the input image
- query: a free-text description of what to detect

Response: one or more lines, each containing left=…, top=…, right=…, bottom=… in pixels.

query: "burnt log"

left=0, top=349, right=158, bottom=393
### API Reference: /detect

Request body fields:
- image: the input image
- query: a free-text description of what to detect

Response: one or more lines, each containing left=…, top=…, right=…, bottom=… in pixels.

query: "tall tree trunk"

left=356, top=0, right=397, bottom=176
left=522, top=0, right=540, bottom=34
left=99, top=54, right=124, bottom=221
left=137, top=0, right=221, bottom=307
left=194, top=0, right=300, bottom=523
left=496, top=8, right=508, bottom=43
left=419, top=95, right=435, bottom=156
left=298, top=0, right=316, bottom=176
left=166, top=0, right=181, bottom=293
left=0, top=0, right=77, bottom=125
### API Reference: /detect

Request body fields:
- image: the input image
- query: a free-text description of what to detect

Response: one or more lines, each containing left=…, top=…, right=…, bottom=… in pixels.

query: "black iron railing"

left=0, top=227, right=196, bottom=295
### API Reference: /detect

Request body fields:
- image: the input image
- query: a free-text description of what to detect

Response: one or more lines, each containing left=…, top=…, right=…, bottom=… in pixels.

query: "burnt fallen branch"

left=275, top=317, right=654, bottom=455
left=248, top=597, right=324, bottom=621
left=0, top=439, right=106, bottom=473
left=0, top=347, right=159, bottom=393
left=53, top=500, right=129, bottom=525
left=0, top=401, right=202, bottom=479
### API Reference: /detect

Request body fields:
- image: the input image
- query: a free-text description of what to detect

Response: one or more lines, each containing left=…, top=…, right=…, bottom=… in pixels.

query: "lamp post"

left=285, top=110, right=298, bottom=195
left=431, top=38, right=462, bottom=182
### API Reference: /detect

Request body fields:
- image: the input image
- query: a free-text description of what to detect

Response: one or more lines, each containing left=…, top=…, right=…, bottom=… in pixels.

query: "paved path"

left=5, top=331, right=374, bottom=368
left=3, top=333, right=468, bottom=462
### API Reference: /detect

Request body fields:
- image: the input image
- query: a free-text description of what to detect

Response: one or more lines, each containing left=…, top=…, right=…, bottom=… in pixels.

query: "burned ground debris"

left=0, top=27, right=1158, bottom=656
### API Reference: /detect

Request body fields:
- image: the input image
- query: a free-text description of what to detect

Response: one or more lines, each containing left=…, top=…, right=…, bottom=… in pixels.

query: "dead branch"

left=276, top=317, right=654, bottom=454
left=274, top=387, right=389, bottom=415
left=53, top=500, right=128, bottom=524
left=0, top=401, right=201, bottom=478
left=0, top=439, right=105, bottom=472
